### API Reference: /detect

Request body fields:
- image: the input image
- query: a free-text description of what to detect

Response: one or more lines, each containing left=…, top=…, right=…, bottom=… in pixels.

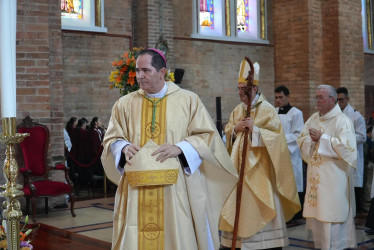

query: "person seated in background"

left=64, top=117, right=77, bottom=181
left=89, top=117, right=105, bottom=176
left=64, top=117, right=77, bottom=153
left=76, top=117, right=89, bottom=164
left=74, top=118, right=91, bottom=194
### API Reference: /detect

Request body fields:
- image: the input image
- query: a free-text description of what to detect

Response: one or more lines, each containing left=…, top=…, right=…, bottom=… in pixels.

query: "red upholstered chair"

left=17, top=116, right=76, bottom=222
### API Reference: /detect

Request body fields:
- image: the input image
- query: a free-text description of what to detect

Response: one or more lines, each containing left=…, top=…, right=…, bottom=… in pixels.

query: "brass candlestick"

left=0, top=117, right=29, bottom=250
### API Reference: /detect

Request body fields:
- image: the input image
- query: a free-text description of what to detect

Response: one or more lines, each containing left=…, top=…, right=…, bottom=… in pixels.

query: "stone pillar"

left=273, top=0, right=364, bottom=119
left=132, top=0, right=175, bottom=67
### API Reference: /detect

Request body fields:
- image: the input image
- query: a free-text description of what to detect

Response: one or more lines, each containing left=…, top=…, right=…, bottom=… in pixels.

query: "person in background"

left=336, top=87, right=366, bottom=212
left=90, top=117, right=105, bottom=176
left=365, top=126, right=374, bottom=234
left=75, top=117, right=91, bottom=194
left=64, top=117, right=77, bottom=182
left=220, top=60, right=300, bottom=250
left=64, top=117, right=77, bottom=153
left=76, top=117, right=90, bottom=164
left=275, top=86, right=304, bottom=220
left=297, top=85, right=357, bottom=249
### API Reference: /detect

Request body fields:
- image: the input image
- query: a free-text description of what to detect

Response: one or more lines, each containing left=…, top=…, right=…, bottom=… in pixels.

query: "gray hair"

left=317, top=84, right=337, bottom=100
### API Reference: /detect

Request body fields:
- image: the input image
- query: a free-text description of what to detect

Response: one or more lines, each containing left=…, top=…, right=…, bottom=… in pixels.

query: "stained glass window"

left=237, top=0, right=258, bottom=39
left=193, top=0, right=267, bottom=43
left=200, top=0, right=214, bottom=30
left=61, top=0, right=107, bottom=33
left=237, top=0, right=248, bottom=32
left=61, top=0, right=83, bottom=19
left=198, top=0, right=223, bottom=36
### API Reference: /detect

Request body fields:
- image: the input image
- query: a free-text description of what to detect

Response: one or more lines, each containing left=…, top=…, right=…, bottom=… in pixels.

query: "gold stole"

left=138, top=96, right=167, bottom=250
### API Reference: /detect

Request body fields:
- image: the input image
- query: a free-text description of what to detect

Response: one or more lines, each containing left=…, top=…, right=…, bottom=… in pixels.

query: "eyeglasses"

left=315, top=95, right=333, bottom=101
left=337, top=98, right=347, bottom=102
left=237, top=87, right=247, bottom=91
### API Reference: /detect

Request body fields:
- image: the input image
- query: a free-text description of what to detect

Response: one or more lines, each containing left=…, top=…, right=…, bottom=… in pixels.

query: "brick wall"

left=16, top=0, right=64, bottom=159
left=169, top=0, right=275, bottom=122
left=62, top=0, right=132, bottom=127
left=17, top=0, right=53, bottom=123
left=132, top=0, right=175, bottom=66
left=273, top=0, right=312, bottom=118
left=336, top=0, right=364, bottom=114
left=274, top=0, right=365, bottom=120
left=49, top=0, right=64, bottom=157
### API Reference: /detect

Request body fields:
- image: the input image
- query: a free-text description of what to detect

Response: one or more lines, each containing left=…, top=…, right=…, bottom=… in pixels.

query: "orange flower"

left=126, top=58, right=132, bottom=65
left=112, top=61, right=117, bottom=67
left=20, top=232, right=26, bottom=241
left=123, top=52, right=129, bottom=58
left=120, top=67, right=127, bottom=74
left=116, top=75, right=122, bottom=83
left=128, top=77, right=135, bottom=86
left=116, top=60, right=123, bottom=67
left=128, top=71, right=136, bottom=78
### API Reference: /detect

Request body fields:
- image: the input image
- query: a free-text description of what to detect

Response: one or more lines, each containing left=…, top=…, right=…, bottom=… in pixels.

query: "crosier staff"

left=231, top=56, right=254, bottom=250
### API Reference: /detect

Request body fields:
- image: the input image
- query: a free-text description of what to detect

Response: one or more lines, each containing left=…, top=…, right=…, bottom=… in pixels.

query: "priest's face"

left=316, top=88, right=336, bottom=115
left=237, top=82, right=249, bottom=104
left=136, top=54, right=166, bottom=94
left=237, top=83, right=257, bottom=105
left=337, top=93, right=349, bottom=110
left=275, top=91, right=289, bottom=108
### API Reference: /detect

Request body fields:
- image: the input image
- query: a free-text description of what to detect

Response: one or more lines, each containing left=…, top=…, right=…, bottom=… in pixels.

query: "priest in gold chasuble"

left=101, top=49, right=238, bottom=250
left=219, top=60, right=300, bottom=249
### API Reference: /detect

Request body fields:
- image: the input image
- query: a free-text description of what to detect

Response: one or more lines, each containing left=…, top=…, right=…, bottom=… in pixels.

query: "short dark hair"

left=275, top=85, right=290, bottom=96
left=367, top=126, right=373, bottom=134
left=77, top=118, right=88, bottom=129
left=90, top=117, right=99, bottom=130
left=66, top=117, right=77, bottom=131
left=137, top=49, right=166, bottom=71
left=336, top=87, right=349, bottom=96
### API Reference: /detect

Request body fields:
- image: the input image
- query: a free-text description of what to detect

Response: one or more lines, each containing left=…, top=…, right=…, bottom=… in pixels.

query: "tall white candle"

left=0, top=0, right=17, bottom=118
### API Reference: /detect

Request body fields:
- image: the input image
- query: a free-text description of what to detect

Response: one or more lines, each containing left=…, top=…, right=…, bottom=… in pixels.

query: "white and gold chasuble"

left=220, top=94, right=300, bottom=240
left=101, top=82, right=238, bottom=250
left=138, top=96, right=167, bottom=249
left=297, top=104, right=357, bottom=222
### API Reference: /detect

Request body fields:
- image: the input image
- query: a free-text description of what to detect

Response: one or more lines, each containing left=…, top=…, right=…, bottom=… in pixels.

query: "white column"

left=0, top=0, right=17, bottom=118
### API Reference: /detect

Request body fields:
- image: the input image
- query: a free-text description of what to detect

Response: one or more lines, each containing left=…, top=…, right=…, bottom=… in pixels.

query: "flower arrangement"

left=109, top=47, right=175, bottom=96
left=0, top=216, right=37, bottom=250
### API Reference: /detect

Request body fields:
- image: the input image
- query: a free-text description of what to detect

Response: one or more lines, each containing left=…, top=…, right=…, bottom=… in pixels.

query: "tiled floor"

left=285, top=218, right=374, bottom=249
left=32, top=197, right=374, bottom=249
left=32, top=197, right=115, bottom=243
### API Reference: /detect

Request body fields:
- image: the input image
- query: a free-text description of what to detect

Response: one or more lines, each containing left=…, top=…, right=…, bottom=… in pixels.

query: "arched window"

left=61, top=0, right=107, bottom=32
left=192, top=0, right=267, bottom=43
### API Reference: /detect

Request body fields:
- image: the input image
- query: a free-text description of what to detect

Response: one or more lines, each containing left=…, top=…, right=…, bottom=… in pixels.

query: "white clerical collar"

left=251, top=94, right=259, bottom=105
left=319, top=104, right=340, bottom=119
left=242, top=94, right=259, bottom=109
left=146, top=82, right=168, bottom=98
